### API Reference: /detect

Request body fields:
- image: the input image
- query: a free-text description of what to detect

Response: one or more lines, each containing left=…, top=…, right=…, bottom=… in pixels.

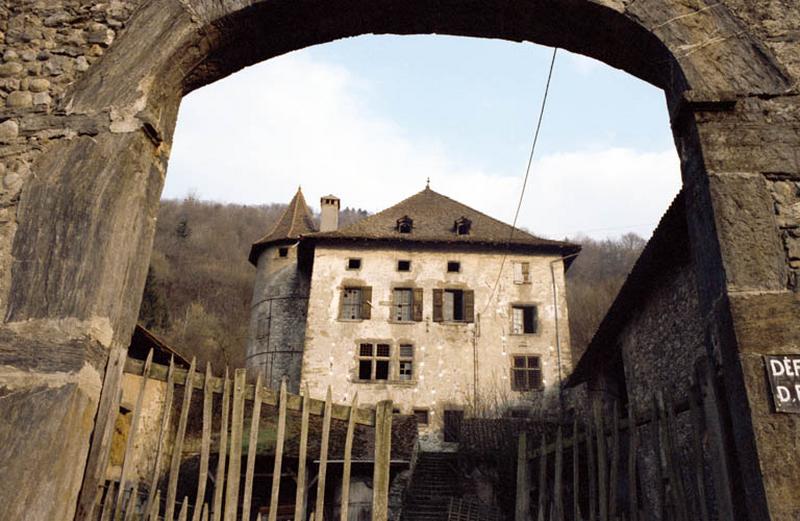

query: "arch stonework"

left=0, top=1, right=798, bottom=519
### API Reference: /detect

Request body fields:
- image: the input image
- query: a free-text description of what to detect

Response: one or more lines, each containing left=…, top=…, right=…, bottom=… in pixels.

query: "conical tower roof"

left=249, top=188, right=317, bottom=264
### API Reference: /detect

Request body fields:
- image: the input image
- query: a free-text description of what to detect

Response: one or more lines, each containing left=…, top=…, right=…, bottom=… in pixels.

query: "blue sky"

left=165, top=35, right=681, bottom=239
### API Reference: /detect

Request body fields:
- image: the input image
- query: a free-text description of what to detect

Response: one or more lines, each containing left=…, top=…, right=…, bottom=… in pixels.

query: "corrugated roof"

left=304, top=186, right=579, bottom=254
left=249, top=188, right=317, bottom=264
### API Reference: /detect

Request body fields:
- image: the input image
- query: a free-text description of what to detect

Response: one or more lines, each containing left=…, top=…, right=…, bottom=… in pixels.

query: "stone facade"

left=2, top=2, right=800, bottom=520
left=300, top=243, right=572, bottom=448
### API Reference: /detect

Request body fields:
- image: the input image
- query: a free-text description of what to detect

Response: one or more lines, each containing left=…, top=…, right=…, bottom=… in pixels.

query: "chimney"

left=320, top=195, right=340, bottom=232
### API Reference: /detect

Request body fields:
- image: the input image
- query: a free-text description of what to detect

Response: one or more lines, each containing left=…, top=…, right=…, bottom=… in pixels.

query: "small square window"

left=347, top=258, right=361, bottom=270
left=414, top=409, right=430, bottom=425
left=447, top=261, right=461, bottom=273
left=397, top=260, right=411, bottom=272
left=278, top=247, right=289, bottom=258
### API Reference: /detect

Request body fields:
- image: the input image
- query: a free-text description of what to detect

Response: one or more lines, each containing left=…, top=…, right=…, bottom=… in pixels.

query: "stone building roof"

left=249, top=188, right=317, bottom=264
left=304, top=186, right=580, bottom=256
left=565, top=189, right=691, bottom=387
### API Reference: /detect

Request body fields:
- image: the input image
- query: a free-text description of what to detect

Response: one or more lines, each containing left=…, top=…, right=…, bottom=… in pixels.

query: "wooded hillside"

left=137, top=197, right=643, bottom=368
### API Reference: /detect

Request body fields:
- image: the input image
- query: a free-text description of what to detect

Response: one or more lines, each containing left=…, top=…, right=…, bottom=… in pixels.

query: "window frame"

left=398, top=344, right=414, bottom=381
left=511, top=304, right=538, bottom=335
left=510, top=355, right=543, bottom=391
left=397, top=259, right=411, bottom=272
left=339, top=286, right=372, bottom=321
left=357, top=342, right=392, bottom=381
left=446, top=260, right=461, bottom=273
left=413, top=408, right=430, bottom=425
left=346, top=258, right=362, bottom=270
left=278, top=247, right=289, bottom=258
left=392, top=288, right=414, bottom=322
left=513, top=261, right=531, bottom=284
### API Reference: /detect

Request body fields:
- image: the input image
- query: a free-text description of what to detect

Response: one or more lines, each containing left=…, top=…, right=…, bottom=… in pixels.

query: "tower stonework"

left=246, top=189, right=316, bottom=392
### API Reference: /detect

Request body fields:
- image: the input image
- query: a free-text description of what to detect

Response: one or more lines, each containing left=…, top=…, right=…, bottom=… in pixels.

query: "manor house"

left=246, top=185, right=579, bottom=446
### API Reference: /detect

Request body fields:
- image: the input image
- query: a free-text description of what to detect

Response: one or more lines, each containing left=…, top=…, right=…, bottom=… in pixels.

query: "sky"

left=165, top=35, right=681, bottom=240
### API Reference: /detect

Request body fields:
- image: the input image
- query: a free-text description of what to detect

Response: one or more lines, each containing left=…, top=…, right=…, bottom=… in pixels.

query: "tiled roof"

left=249, top=188, right=317, bottom=264
left=304, top=187, right=579, bottom=254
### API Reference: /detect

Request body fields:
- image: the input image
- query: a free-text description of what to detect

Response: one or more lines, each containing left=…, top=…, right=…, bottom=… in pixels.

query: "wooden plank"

left=594, top=402, right=608, bottom=521
left=609, top=402, right=620, bottom=521
left=294, top=384, right=312, bottom=521
left=122, top=485, right=139, bottom=521
left=212, top=369, right=231, bottom=521
left=652, top=393, right=667, bottom=520
left=242, top=372, right=264, bottom=521
left=76, top=345, right=128, bottom=521
left=144, top=356, right=176, bottom=520
left=587, top=416, right=596, bottom=521
left=515, top=432, right=529, bottom=521
left=627, top=401, right=638, bottom=521
left=573, top=418, right=581, bottom=521
left=536, top=435, right=547, bottom=521
left=372, top=400, right=393, bottom=521
left=224, top=369, right=247, bottom=521
left=664, top=394, right=689, bottom=521
left=116, top=349, right=153, bottom=518
left=340, top=393, right=359, bottom=521
left=193, top=364, right=214, bottom=521
left=694, top=358, right=734, bottom=521
left=166, top=357, right=197, bottom=521
left=689, top=380, right=710, bottom=521
left=315, top=387, right=334, bottom=520
left=100, top=483, right=114, bottom=521
left=268, top=377, right=288, bottom=521
left=124, top=358, right=377, bottom=426
left=553, top=427, right=564, bottom=521
left=178, top=496, right=189, bottom=521
left=148, top=489, right=161, bottom=521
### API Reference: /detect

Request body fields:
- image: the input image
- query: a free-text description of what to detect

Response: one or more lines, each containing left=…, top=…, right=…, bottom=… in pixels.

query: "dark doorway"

left=443, top=410, right=464, bottom=443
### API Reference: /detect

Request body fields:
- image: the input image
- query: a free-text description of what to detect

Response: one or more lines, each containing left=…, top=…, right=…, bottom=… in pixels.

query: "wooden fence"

left=83, top=351, right=393, bottom=521
left=515, top=360, right=734, bottom=521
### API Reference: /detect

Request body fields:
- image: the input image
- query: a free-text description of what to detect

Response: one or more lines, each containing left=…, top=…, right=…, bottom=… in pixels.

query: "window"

left=397, top=260, right=411, bottom=272
left=447, top=261, right=461, bottom=273
left=399, top=344, right=414, bottom=380
left=454, top=216, right=472, bottom=235
left=413, top=408, right=429, bottom=425
left=393, top=289, right=413, bottom=321
left=392, top=288, right=423, bottom=322
left=511, top=355, right=543, bottom=391
left=433, top=289, right=474, bottom=323
left=396, top=216, right=413, bottom=233
left=347, top=258, right=361, bottom=270
left=513, top=261, right=531, bottom=284
left=340, top=286, right=372, bottom=320
left=357, top=343, right=390, bottom=380
left=278, top=247, right=289, bottom=258
left=511, top=305, right=538, bottom=334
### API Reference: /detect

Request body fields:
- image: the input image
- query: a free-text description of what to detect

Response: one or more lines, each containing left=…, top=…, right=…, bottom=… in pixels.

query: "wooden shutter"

left=432, top=289, right=443, bottom=322
left=521, top=262, right=530, bottom=283
left=413, top=288, right=424, bottom=322
left=464, top=290, right=475, bottom=323
left=361, top=286, right=372, bottom=320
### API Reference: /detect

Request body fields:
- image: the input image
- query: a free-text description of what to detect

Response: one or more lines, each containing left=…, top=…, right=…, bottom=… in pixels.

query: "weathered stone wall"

left=246, top=242, right=310, bottom=393
left=301, top=244, right=571, bottom=449
left=0, top=1, right=799, bottom=519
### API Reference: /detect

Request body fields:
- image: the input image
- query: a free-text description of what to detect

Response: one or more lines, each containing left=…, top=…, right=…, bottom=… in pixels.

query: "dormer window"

left=396, top=216, right=413, bottom=233
left=454, top=216, right=472, bottom=236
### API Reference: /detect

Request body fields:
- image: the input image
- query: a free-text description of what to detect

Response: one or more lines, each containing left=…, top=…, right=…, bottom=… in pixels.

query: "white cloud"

left=166, top=52, right=681, bottom=240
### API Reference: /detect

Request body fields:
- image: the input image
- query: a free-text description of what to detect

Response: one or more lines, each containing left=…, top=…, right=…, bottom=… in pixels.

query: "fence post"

left=372, top=400, right=393, bottom=521
left=515, top=432, right=530, bottom=521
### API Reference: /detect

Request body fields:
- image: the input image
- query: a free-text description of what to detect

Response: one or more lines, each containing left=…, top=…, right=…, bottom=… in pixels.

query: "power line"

left=482, top=47, right=558, bottom=314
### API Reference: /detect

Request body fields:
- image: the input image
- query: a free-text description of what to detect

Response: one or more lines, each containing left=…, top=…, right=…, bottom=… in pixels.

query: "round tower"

left=246, top=188, right=316, bottom=392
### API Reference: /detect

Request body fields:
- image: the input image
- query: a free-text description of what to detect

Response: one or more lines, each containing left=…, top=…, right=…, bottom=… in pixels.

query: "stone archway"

left=0, top=2, right=798, bottom=520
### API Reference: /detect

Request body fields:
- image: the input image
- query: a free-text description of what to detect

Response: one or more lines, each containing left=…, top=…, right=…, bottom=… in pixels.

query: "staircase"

left=402, top=452, right=462, bottom=521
